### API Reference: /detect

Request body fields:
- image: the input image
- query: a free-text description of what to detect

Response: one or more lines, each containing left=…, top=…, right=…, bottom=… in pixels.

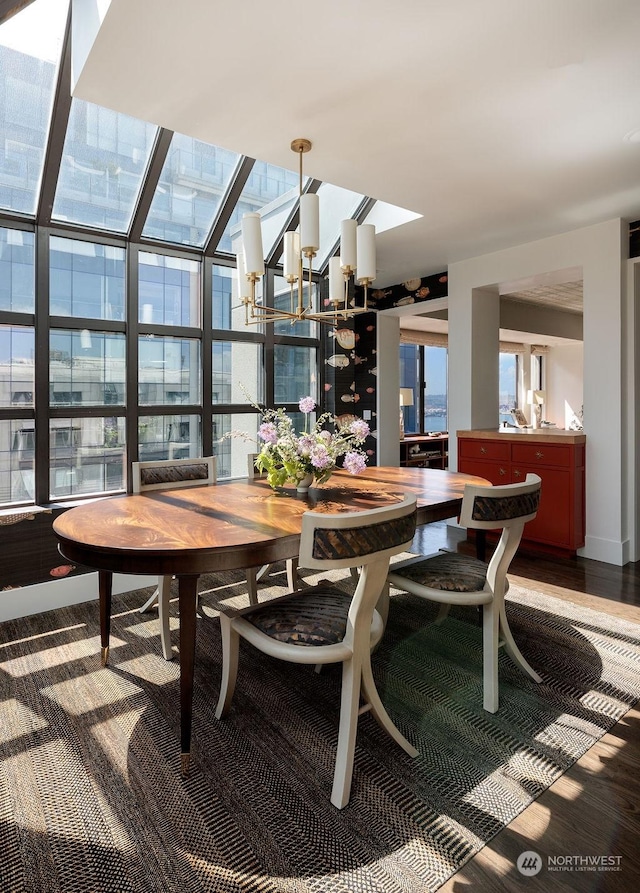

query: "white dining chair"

left=133, top=455, right=262, bottom=660
left=387, top=473, right=542, bottom=713
left=215, top=495, right=418, bottom=809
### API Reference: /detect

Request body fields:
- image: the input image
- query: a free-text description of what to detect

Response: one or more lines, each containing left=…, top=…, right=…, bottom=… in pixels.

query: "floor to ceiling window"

left=0, top=0, right=410, bottom=508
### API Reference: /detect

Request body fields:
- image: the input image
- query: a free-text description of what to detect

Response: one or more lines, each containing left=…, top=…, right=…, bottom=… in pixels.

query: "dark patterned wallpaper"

left=322, top=270, right=448, bottom=463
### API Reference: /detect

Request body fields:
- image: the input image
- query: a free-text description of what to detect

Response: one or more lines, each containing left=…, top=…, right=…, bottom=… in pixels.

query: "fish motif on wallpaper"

left=50, top=564, right=75, bottom=578
left=350, top=353, right=366, bottom=365
left=403, top=278, right=422, bottom=291
left=335, top=413, right=358, bottom=427
left=331, top=329, right=357, bottom=350
left=325, top=354, right=350, bottom=369
left=370, top=289, right=392, bottom=301
left=340, top=394, right=360, bottom=403
left=394, top=296, right=415, bottom=306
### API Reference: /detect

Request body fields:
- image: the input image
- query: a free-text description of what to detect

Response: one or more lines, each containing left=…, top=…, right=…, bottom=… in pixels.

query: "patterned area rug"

left=1, top=563, right=639, bottom=893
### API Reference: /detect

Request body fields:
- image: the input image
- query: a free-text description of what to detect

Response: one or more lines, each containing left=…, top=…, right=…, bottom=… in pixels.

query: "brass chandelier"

left=236, top=138, right=377, bottom=325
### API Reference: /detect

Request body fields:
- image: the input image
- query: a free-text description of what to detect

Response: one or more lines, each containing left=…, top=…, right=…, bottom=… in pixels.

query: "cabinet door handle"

left=513, top=468, right=522, bottom=477
left=535, top=451, right=543, bottom=459
left=480, top=446, right=487, bottom=454
left=499, top=467, right=506, bottom=476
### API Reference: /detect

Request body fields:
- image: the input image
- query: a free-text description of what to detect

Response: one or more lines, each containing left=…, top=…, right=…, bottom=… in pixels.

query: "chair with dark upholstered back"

left=133, top=456, right=262, bottom=660
left=387, top=473, right=542, bottom=713
left=215, top=495, right=418, bottom=809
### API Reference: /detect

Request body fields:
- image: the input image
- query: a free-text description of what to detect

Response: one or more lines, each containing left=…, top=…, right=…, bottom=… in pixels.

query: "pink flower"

left=258, top=422, right=278, bottom=444
left=349, top=419, right=370, bottom=440
left=298, top=396, right=316, bottom=414
left=343, top=450, right=367, bottom=475
left=310, top=444, right=331, bottom=469
left=297, top=435, right=314, bottom=456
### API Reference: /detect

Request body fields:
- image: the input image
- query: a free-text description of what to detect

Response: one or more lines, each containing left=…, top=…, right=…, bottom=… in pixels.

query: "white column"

left=447, top=283, right=500, bottom=470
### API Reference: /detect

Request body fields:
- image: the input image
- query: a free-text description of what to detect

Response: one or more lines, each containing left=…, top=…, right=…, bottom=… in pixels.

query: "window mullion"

left=34, top=228, right=51, bottom=503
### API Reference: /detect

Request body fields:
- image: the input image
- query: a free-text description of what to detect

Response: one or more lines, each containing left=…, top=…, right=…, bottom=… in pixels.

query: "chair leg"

left=215, top=614, right=240, bottom=719
left=254, top=564, right=271, bottom=582
left=482, top=601, right=500, bottom=713
left=246, top=568, right=259, bottom=606
left=360, top=654, right=418, bottom=758
left=331, top=656, right=363, bottom=809
left=139, top=584, right=160, bottom=614
left=434, top=603, right=451, bottom=625
left=375, top=581, right=391, bottom=630
left=286, top=558, right=298, bottom=591
left=498, top=602, right=542, bottom=683
left=157, top=575, right=174, bottom=661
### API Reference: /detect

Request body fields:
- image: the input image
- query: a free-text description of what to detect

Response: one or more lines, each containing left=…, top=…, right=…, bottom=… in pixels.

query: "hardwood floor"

left=412, top=522, right=640, bottom=892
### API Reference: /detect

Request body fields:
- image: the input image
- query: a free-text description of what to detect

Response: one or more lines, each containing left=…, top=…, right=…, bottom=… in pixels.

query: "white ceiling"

left=73, top=0, right=640, bottom=289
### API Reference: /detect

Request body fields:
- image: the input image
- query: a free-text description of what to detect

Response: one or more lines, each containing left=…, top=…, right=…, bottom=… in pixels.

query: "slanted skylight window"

left=52, top=98, right=158, bottom=232
left=142, top=133, right=240, bottom=247
left=218, top=159, right=300, bottom=255
left=0, top=0, right=68, bottom=215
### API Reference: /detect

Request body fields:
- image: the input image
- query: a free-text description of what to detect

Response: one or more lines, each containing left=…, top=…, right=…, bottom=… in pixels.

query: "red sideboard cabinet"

left=457, top=428, right=586, bottom=556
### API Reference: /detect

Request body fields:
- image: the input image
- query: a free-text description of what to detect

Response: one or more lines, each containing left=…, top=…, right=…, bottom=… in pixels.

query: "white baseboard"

left=579, top=535, right=629, bottom=567
left=0, top=572, right=157, bottom=623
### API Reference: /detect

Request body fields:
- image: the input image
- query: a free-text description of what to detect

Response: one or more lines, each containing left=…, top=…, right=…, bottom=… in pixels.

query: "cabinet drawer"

left=511, top=443, right=571, bottom=468
left=458, top=458, right=509, bottom=485
left=459, top=439, right=510, bottom=461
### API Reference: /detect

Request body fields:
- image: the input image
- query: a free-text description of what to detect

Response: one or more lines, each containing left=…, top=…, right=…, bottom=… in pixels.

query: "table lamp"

left=399, top=388, right=414, bottom=440
left=527, top=389, right=545, bottom=429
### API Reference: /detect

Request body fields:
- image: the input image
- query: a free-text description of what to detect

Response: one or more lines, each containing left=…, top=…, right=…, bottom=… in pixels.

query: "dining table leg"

left=98, top=571, right=112, bottom=666
left=178, top=574, right=199, bottom=776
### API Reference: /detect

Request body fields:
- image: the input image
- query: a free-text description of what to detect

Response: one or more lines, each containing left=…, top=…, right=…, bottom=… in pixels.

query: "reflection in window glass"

left=0, top=325, right=34, bottom=407
left=399, top=343, right=419, bottom=435
left=0, top=0, right=68, bottom=215
left=143, top=134, right=239, bottom=247
left=49, top=416, right=125, bottom=499
left=139, top=252, right=200, bottom=326
left=219, top=160, right=300, bottom=254
left=50, top=329, right=126, bottom=406
left=0, top=419, right=35, bottom=505
left=138, top=336, right=201, bottom=405
left=213, top=341, right=262, bottom=405
left=52, top=99, right=157, bottom=231
left=212, top=413, right=259, bottom=479
left=0, top=228, right=35, bottom=312
left=274, top=346, right=316, bottom=404
left=273, top=275, right=316, bottom=337
left=138, top=414, right=201, bottom=461
left=212, top=262, right=257, bottom=332
left=50, top=236, right=125, bottom=320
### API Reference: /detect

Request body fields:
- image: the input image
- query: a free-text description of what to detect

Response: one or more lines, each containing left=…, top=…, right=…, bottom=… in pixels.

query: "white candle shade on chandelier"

left=236, top=138, right=376, bottom=325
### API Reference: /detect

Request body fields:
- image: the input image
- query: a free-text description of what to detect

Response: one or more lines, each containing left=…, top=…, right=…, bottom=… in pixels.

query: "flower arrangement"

left=255, top=396, right=370, bottom=490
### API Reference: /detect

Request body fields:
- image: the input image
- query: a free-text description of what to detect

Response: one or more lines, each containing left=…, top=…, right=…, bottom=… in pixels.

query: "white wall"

left=447, top=218, right=630, bottom=565
left=372, top=218, right=637, bottom=565
left=0, top=572, right=157, bottom=623
left=545, top=343, right=583, bottom=429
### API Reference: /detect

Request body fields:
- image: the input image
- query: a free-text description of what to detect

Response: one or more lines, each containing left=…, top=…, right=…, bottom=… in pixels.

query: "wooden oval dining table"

left=53, top=466, right=489, bottom=773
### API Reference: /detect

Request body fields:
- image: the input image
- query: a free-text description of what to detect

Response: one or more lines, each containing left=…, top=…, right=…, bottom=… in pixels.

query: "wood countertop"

left=457, top=428, right=586, bottom=445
